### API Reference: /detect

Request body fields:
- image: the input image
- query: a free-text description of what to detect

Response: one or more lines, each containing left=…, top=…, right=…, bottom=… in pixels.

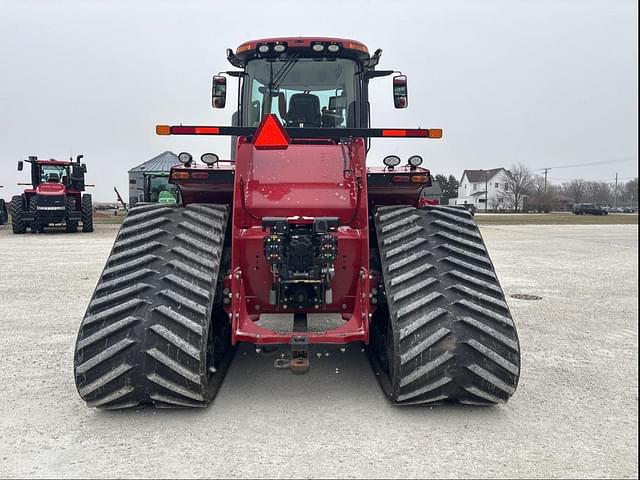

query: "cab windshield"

left=40, top=165, right=68, bottom=183
left=242, top=58, right=359, bottom=128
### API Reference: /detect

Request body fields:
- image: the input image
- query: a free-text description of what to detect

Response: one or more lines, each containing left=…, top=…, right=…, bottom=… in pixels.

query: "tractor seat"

left=47, top=173, right=60, bottom=183
left=286, top=93, right=321, bottom=127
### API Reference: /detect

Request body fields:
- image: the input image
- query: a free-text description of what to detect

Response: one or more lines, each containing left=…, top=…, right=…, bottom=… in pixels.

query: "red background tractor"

left=11, top=155, right=93, bottom=233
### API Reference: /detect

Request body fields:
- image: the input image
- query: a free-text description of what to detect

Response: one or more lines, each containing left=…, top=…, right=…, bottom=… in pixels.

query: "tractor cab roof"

left=35, top=159, right=73, bottom=166
left=234, top=37, right=370, bottom=64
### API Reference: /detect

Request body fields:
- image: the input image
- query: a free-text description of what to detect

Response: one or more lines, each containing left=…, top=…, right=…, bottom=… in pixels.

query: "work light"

left=178, top=152, right=193, bottom=164
left=201, top=153, right=219, bottom=166
left=408, top=155, right=423, bottom=167
left=383, top=155, right=401, bottom=168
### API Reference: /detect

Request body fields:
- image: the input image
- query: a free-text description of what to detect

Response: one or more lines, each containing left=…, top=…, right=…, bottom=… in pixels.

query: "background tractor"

left=0, top=187, right=8, bottom=225
left=11, top=155, right=93, bottom=233
left=74, top=37, right=520, bottom=409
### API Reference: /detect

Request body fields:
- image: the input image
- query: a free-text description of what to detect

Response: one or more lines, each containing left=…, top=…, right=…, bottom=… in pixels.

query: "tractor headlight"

left=178, top=152, right=193, bottom=164
left=258, top=44, right=270, bottom=54
left=273, top=43, right=286, bottom=53
left=408, top=155, right=423, bottom=167
left=201, top=153, right=219, bottom=166
left=312, top=43, right=325, bottom=52
left=383, top=155, right=401, bottom=168
left=327, top=44, right=340, bottom=53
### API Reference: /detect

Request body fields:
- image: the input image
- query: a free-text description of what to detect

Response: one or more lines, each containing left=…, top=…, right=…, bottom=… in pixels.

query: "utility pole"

left=485, top=171, right=488, bottom=212
left=541, top=168, right=551, bottom=192
left=614, top=172, right=618, bottom=208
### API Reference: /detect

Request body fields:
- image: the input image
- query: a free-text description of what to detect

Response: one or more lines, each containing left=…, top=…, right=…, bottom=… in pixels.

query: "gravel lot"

left=0, top=223, right=637, bottom=479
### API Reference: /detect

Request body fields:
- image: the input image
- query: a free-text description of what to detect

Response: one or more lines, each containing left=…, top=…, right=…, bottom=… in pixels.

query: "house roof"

left=129, top=151, right=179, bottom=173
left=462, top=168, right=508, bottom=183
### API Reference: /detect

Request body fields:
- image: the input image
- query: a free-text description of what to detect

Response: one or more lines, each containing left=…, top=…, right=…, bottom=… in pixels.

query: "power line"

left=540, top=157, right=637, bottom=170
left=548, top=176, right=637, bottom=182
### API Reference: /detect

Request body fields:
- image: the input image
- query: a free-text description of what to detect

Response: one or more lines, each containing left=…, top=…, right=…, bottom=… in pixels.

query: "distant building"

left=128, top=151, right=179, bottom=204
left=449, top=168, right=511, bottom=210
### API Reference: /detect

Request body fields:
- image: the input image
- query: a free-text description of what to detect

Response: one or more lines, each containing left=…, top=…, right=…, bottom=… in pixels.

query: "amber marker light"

left=156, top=125, right=171, bottom=135
left=171, top=171, right=190, bottom=180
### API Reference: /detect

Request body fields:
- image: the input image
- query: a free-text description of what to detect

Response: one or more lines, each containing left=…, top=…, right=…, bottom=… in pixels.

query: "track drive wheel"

left=9, top=195, right=27, bottom=234
left=369, top=205, right=520, bottom=405
left=74, top=203, right=233, bottom=409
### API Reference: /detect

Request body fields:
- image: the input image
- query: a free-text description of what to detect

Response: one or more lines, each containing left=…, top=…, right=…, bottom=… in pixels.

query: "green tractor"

left=129, top=172, right=180, bottom=207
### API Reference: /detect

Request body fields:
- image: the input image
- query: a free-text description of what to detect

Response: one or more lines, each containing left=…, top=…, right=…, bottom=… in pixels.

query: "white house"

left=449, top=168, right=512, bottom=210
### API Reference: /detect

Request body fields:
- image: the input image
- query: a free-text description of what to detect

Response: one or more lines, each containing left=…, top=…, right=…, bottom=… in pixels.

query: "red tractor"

left=74, top=37, right=520, bottom=409
left=11, top=155, right=93, bottom=233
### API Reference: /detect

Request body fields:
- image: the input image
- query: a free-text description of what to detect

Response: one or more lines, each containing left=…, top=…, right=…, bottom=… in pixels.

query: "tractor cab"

left=18, top=156, right=87, bottom=192
left=224, top=37, right=407, bottom=130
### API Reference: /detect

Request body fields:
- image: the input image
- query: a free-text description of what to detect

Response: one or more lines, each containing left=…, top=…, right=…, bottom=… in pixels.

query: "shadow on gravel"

left=86, top=343, right=509, bottom=422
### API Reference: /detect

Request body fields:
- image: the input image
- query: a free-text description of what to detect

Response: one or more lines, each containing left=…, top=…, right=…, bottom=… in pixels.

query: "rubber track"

left=371, top=205, right=520, bottom=405
left=74, top=203, right=229, bottom=409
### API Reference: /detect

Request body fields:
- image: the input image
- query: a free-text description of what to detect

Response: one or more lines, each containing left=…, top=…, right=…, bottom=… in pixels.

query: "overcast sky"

left=0, top=0, right=637, bottom=201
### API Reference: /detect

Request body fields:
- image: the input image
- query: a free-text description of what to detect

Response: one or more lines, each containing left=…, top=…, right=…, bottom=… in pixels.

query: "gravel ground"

left=0, top=223, right=637, bottom=479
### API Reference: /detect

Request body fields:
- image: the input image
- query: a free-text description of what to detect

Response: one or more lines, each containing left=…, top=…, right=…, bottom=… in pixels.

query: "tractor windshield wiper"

left=267, top=54, right=300, bottom=96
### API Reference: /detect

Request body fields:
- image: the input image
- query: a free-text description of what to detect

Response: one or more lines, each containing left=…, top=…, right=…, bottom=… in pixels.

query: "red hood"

left=36, top=183, right=66, bottom=195
left=240, top=142, right=360, bottom=222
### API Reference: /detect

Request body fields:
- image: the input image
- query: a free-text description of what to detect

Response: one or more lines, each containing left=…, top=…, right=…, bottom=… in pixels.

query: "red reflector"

left=392, top=175, right=411, bottom=183
left=253, top=114, right=289, bottom=150
left=195, top=127, right=220, bottom=134
left=171, top=126, right=220, bottom=135
left=190, top=172, right=209, bottom=179
left=172, top=171, right=190, bottom=179
left=382, top=129, right=406, bottom=137
left=382, top=129, right=430, bottom=137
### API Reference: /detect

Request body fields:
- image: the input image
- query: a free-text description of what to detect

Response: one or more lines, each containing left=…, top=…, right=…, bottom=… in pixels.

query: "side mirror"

left=212, top=75, right=227, bottom=109
left=393, top=74, right=408, bottom=109
left=18, top=161, right=23, bottom=171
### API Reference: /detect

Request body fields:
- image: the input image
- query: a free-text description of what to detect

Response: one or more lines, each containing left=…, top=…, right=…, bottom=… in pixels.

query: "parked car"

left=572, top=203, right=608, bottom=215
left=460, top=203, right=476, bottom=216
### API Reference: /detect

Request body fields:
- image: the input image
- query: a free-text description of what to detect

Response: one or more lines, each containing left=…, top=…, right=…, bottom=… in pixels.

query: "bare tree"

left=584, top=181, right=613, bottom=205
left=563, top=179, right=587, bottom=204
left=530, top=175, right=557, bottom=212
left=499, top=164, right=534, bottom=212
left=623, top=177, right=638, bottom=206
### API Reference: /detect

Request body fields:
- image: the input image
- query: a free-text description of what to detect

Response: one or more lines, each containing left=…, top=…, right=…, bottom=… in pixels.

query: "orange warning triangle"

left=254, top=114, right=290, bottom=150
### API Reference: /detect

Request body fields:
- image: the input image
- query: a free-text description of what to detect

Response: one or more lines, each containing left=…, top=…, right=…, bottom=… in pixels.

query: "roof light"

left=327, top=43, right=340, bottom=53
left=273, top=43, right=286, bottom=53
left=383, top=155, right=401, bottom=168
left=237, top=43, right=252, bottom=54
left=346, top=41, right=368, bottom=53
left=258, top=44, right=270, bottom=54
left=312, top=43, right=325, bottom=52
left=408, top=155, right=423, bottom=167
left=178, top=152, right=193, bottom=164
left=253, top=114, right=290, bottom=150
